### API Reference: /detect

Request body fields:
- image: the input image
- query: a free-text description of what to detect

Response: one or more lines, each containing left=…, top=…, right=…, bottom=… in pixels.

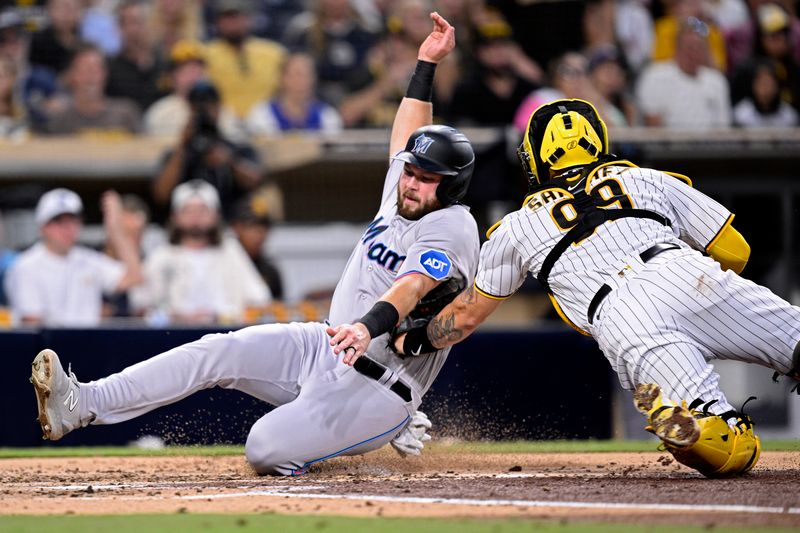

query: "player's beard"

left=397, top=185, right=442, bottom=220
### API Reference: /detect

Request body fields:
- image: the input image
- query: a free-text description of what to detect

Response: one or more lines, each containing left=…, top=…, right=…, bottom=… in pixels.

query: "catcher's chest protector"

left=534, top=159, right=671, bottom=293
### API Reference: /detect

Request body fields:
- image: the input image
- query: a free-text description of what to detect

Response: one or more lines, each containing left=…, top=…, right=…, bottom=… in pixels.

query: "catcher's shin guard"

left=664, top=413, right=761, bottom=478
left=633, top=384, right=761, bottom=478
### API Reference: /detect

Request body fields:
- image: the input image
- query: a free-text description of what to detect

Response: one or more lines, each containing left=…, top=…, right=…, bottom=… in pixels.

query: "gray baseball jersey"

left=77, top=156, right=479, bottom=476
left=329, top=158, right=480, bottom=395
left=475, top=164, right=800, bottom=413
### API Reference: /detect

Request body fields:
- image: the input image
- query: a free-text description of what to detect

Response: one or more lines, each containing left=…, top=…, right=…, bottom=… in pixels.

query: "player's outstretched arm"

left=327, top=273, right=441, bottom=365
left=396, top=285, right=502, bottom=356
left=389, top=12, right=455, bottom=157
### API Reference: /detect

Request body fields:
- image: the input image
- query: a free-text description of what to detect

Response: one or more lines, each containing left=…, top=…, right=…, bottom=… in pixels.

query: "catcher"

left=331, top=98, right=800, bottom=478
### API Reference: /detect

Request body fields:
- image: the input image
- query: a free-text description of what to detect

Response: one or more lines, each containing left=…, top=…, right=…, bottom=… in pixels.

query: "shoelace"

left=688, top=396, right=757, bottom=432
left=66, top=363, right=80, bottom=385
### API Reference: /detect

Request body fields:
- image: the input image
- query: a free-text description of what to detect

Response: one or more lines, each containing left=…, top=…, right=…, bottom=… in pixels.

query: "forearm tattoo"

left=426, top=286, right=477, bottom=347
left=427, top=312, right=463, bottom=347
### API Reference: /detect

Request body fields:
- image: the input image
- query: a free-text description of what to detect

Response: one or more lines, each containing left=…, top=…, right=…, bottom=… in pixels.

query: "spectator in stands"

left=0, top=9, right=28, bottom=73
left=587, top=45, right=637, bottom=126
left=704, top=0, right=749, bottom=33
left=282, top=0, right=377, bottom=107
left=748, top=3, right=800, bottom=111
left=205, top=0, right=285, bottom=119
left=151, top=0, right=205, bottom=55
left=41, top=44, right=142, bottom=135
left=28, top=0, right=84, bottom=75
left=635, top=17, right=731, bottom=128
left=513, top=51, right=622, bottom=131
left=733, top=58, right=799, bottom=127
left=446, top=16, right=541, bottom=126
left=246, top=52, right=342, bottom=135
left=4, top=188, right=143, bottom=326
left=726, top=0, right=800, bottom=76
left=245, top=0, right=305, bottom=42
left=615, top=0, right=655, bottom=74
left=106, top=0, right=166, bottom=112
left=81, top=0, right=122, bottom=56
left=652, top=0, right=727, bottom=70
left=336, top=21, right=417, bottom=127
left=0, top=211, right=17, bottom=307
left=0, top=55, right=29, bottom=140
left=132, top=180, right=271, bottom=324
left=152, top=80, right=263, bottom=218
left=145, top=40, right=202, bottom=135
left=230, top=192, right=284, bottom=300
left=102, top=194, right=151, bottom=317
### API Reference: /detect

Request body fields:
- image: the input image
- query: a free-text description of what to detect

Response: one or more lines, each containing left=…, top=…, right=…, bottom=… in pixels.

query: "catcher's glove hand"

left=390, top=411, right=432, bottom=457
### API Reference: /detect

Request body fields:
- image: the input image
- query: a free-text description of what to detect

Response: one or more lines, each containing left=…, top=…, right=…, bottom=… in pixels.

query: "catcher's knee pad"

left=664, top=414, right=761, bottom=478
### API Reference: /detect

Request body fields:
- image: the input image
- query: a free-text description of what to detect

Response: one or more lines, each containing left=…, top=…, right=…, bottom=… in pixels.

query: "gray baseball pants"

left=81, top=322, right=415, bottom=475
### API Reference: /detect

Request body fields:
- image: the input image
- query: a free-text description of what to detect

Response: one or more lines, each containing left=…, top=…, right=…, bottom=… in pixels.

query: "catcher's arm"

left=327, top=273, right=442, bottom=365
left=706, top=223, right=750, bottom=274
left=395, top=284, right=502, bottom=355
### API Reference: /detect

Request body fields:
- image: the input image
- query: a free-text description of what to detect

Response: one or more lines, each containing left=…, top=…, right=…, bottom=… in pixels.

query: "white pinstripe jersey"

left=475, top=164, right=732, bottom=332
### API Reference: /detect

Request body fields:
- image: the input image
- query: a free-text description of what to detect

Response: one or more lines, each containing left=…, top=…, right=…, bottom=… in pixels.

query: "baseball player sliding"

left=332, top=98, right=800, bottom=478
left=30, top=13, right=479, bottom=475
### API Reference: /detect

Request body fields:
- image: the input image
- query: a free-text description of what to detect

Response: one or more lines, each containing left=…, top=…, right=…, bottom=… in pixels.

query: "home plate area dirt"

left=2, top=449, right=799, bottom=528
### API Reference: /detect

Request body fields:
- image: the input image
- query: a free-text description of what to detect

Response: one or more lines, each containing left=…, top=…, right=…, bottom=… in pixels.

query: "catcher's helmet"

left=394, top=125, right=475, bottom=206
left=518, top=99, right=609, bottom=188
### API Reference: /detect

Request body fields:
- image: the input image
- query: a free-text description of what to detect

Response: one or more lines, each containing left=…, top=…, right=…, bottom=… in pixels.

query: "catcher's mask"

left=394, top=125, right=475, bottom=206
left=518, top=99, right=608, bottom=189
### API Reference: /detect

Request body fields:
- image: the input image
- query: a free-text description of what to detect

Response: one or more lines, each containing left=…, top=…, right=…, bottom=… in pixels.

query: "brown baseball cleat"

left=634, top=383, right=700, bottom=448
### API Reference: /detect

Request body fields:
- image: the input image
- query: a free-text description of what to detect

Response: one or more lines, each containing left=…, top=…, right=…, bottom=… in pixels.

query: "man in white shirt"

left=5, top=188, right=143, bottom=326
left=636, top=17, right=731, bottom=129
left=131, top=180, right=271, bottom=323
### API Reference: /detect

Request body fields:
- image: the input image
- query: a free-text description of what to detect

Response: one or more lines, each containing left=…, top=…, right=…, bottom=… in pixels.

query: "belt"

left=587, top=243, right=681, bottom=325
left=353, top=356, right=412, bottom=402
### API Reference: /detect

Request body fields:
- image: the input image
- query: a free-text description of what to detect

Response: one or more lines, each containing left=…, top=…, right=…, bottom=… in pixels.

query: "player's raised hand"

left=326, top=323, right=372, bottom=365
left=418, top=12, right=455, bottom=64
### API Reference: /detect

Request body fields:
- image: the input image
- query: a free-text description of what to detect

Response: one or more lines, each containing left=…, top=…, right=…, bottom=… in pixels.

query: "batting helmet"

left=394, top=125, right=475, bottom=206
left=518, top=99, right=609, bottom=188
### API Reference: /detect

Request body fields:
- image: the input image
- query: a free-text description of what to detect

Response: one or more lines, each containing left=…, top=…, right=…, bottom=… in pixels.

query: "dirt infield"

left=2, top=448, right=798, bottom=527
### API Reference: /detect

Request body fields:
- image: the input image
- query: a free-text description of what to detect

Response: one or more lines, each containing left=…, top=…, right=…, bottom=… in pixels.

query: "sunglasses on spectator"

left=683, top=16, right=710, bottom=39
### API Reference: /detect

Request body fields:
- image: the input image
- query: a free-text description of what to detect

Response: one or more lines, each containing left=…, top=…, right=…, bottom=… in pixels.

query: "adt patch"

left=420, top=250, right=451, bottom=280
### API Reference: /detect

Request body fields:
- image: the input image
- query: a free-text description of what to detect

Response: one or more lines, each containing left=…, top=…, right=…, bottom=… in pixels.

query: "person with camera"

left=152, top=80, right=263, bottom=219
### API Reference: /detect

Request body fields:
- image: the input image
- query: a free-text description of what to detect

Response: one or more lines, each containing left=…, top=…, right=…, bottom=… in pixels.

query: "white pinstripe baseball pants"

left=592, top=248, right=800, bottom=414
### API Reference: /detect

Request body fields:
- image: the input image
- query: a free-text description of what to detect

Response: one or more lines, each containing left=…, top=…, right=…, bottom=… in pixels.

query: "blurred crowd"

left=0, top=0, right=798, bottom=328
left=0, top=0, right=793, bottom=140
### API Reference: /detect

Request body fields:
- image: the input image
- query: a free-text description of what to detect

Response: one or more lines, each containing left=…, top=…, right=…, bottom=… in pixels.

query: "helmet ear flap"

left=517, top=141, right=537, bottom=189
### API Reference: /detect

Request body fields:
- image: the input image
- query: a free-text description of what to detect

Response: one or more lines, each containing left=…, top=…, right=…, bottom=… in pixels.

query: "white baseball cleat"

left=30, top=349, right=83, bottom=441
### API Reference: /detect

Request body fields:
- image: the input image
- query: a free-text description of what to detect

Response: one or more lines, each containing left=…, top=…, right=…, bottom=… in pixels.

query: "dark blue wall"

left=3, top=325, right=613, bottom=447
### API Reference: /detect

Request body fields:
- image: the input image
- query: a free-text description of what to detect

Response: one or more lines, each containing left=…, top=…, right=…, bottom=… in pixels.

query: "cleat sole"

left=31, top=350, right=56, bottom=440
left=651, top=406, right=700, bottom=448
left=634, top=383, right=663, bottom=414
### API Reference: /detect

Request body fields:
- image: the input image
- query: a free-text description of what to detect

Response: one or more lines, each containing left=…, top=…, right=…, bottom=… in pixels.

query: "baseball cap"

left=35, top=188, right=83, bottom=226
left=758, top=3, right=790, bottom=35
left=169, top=40, right=205, bottom=69
left=232, top=193, right=273, bottom=226
left=474, top=18, right=513, bottom=46
left=171, top=180, right=221, bottom=212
